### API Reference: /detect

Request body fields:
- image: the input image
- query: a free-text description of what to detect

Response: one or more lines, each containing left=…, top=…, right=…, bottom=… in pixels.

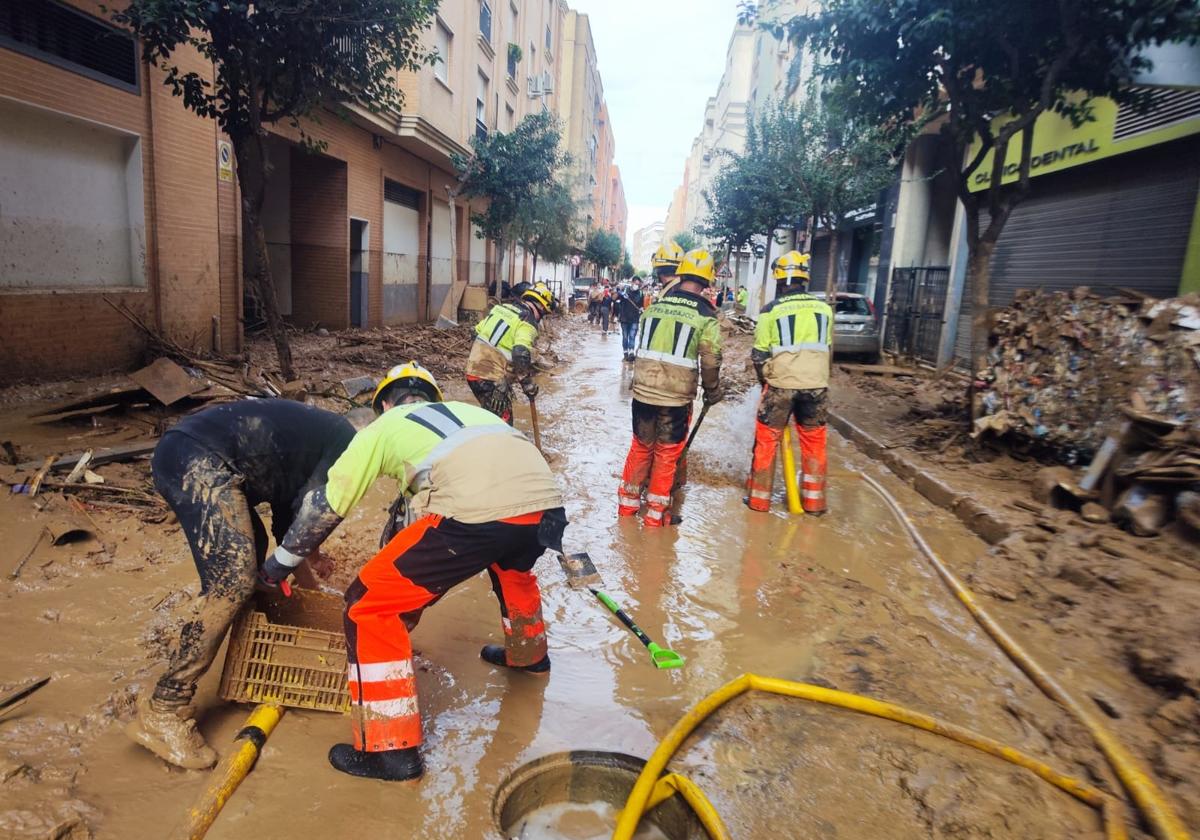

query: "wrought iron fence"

left=882, top=266, right=950, bottom=366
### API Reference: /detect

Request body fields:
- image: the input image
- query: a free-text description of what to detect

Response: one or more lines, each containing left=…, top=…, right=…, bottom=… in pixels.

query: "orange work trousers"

left=617, top=399, right=691, bottom=526
left=747, top=385, right=828, bottom=513
left=343, top=511, right=550, bottom=751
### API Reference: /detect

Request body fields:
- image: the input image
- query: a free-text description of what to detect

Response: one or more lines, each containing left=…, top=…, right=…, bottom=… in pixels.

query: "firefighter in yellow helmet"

left=465, top=282, right=554, bottom=423
left=260, top=360, right=567, bottom=782
left=617, top=248, right=723, bottom=527
left=651, top=241, right=684, bottom=298
left=746, top=251, right=832, bottom=515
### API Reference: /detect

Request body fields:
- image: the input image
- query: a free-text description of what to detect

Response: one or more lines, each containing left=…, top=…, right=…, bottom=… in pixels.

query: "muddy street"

left=0, top=318, right=1136, bottom=839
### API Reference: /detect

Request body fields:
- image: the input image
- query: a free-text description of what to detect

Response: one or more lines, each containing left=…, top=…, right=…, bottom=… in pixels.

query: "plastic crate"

left=218, top=588, right=351, bottom=713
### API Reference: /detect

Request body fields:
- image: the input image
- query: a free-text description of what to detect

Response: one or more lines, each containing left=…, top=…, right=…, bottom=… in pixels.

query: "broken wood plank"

left=28, top=386, right=148, bottom=419
left=27, top=455, right=57, bottom=497
left=0, top=677, right=50, bottom=712
left=9, top=528, right=48, bottom=580
left=16, top=440, right=158, bottom=473
left=128, top=357, right=207, bottom=406
left=64, top=450, right=93, bottom=484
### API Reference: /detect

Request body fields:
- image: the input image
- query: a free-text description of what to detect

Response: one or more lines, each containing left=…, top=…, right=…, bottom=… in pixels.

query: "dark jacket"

left=615, top=288, right=644, bottom=323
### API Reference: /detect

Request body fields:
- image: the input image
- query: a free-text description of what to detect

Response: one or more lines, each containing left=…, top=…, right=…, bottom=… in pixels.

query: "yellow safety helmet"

left=371, top=361, right=442, bottom=413
left=522, top=282, right=554, bottom=312
left=676, top=248, right=716, bottom=285
left=773, top=250, right=811, bottom=282
left=651, top=241, right=685, bottom=271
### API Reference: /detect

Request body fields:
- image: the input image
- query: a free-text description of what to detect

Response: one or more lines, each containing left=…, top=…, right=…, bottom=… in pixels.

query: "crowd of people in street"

left=129, top=245, right=833, bottom=785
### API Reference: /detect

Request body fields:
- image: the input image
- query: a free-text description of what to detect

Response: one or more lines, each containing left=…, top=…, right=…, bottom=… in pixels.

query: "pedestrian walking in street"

left=587, top=282, right=602, bottom=324
left=617, top=245, right=723, bottom=527
left=745, top=251, right=831, bottom=515
left=127, top=400, right=357, bottom=769
left=599, top=282, right=613, bottom=335
left=258, top=363, right=566, bottom=782
left=616, top=277, right=645, bottom=361
left=465, top=282, right=554, bottom=423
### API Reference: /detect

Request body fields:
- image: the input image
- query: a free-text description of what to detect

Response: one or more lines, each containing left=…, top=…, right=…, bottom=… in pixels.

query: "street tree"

left=620, top=250, right=636, bottom=280
left=584, top=229, right=623, bottom=276
left=513, top=170, right=581, bottom=285
left=112, top=0, right=439, bottom=380
left=671, top=231, right=699, bottom=253
left=778, top=0, right=1200, bottom=380
left=453, top=111, right=568, bottom=296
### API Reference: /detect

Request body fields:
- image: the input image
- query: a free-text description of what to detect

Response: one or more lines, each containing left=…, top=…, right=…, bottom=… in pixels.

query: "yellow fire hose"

left=852, top=471, right=1189, bottom=840
left=174, top=704, right=284, bottom=840
left=613, top=674, right=1127, bottom=840
left=780, top=428, right=804, bottom=515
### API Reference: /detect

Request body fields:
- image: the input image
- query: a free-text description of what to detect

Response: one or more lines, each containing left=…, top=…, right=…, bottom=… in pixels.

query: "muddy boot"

left=480, top=644, right=550, bottom=674
left=328, top=744, right=423, bottom=781
left=126, top=695, right=217, bottom=770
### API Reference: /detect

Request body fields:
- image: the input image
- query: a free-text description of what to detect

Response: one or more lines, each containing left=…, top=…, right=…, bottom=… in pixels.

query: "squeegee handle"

left=593, top=589, right=654, bottom=649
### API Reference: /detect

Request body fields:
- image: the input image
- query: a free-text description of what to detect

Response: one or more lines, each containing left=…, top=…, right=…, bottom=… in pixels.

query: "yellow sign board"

left=968, top=95, right=1200, bottom=192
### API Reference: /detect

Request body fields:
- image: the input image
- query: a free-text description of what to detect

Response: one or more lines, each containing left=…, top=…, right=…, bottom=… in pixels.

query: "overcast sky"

left=570, top=0, right=741, bottom=245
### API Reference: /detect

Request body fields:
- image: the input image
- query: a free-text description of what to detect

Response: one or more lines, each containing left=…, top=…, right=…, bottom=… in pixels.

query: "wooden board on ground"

left=838, top=363, right=924, bottom=378
left=128, top=357, right=207, bottom=406
left=16, top=440, right=159, bottom=472
left=28, top=386, right=147, bottom=419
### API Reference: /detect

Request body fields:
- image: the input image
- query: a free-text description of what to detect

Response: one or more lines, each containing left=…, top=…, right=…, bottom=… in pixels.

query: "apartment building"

left=632, top=221, right=665, bottom=270
left=1, top=0, right=626, bottom=381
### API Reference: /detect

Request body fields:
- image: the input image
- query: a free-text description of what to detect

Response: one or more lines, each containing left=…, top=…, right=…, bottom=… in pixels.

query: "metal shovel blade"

left=557, top=552, right=603, bottom=589
left=647, top=643, right=686, bottom=670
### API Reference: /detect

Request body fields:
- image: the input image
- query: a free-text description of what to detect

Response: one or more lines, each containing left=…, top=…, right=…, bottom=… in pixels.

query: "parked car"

left=833, top=293, right=881, bottom=363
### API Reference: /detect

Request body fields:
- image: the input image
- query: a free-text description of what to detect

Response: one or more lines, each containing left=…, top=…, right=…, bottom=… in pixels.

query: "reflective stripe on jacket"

left=753, top=292, right=833, bottom=389
left=465, top=303, right=539, bottom=381
left=631, top=289, right=722, bottom=407
left=324, top=400, right=561, bottom=524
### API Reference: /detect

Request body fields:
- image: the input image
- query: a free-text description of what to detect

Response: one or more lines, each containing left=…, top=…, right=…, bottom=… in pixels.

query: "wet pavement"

left=1, top=319, right=1112, bottom=839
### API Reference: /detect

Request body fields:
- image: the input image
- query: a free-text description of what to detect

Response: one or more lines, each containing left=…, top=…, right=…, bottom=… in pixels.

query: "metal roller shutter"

left=809, top=237, right=830, bottom=294
left=953, top=136, right=1200, bottom=368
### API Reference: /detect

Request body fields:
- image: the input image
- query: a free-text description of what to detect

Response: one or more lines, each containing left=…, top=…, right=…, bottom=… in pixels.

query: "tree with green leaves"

left=584, top=229, right=623, bottom=276
left=671, top=231, right=699, bottom=253
left=620, top=250, right=636, bottom=280
left=453, top=111, right=568, bottom=296
left=112, top=0, right=439, bottom=380
left=778, top=0, right=1200, bottom=380
left=513, top=171, right=581, bottom=285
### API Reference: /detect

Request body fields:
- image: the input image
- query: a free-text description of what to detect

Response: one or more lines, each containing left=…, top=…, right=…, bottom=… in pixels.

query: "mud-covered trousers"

left=617, top=399, right=691, bottom=526
left=747, top=385, right=828, bottom=513
left=150, top=433, right=271, bottom=708
left=343, top=510, right=554, bottom=751
left=466, top=375, right=514, bottom=425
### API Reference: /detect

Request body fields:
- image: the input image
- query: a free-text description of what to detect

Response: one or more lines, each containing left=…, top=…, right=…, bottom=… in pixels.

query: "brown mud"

left=0, top=317, right=1184, bottom=838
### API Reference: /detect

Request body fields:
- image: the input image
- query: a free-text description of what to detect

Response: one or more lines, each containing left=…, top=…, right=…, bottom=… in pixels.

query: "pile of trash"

left=978, top=287, right=1200, bottom=539
left=976, top=288, right=1199, bottom=458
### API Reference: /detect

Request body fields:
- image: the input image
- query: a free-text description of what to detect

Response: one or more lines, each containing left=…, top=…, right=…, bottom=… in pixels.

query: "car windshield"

left=836, top=297, right=871, bottom=315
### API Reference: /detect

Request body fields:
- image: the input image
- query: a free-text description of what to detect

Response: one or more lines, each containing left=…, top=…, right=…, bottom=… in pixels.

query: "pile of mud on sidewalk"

left=975, top=288, right=1199, bottom=457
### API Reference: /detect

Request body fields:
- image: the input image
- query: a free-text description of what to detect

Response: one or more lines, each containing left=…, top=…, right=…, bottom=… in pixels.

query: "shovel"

left=528, top=396, right=543, bottom=451
left=590, top=588, right=685, bottom=670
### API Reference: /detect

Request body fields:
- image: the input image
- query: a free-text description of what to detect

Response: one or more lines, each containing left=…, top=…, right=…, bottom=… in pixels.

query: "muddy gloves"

left=703, top=385, right=724, bottom=406
left=521, top=379, right=540, bottom=400
left=512, top=345, right=535, bottom=380
left=751, top=348, right=770, bottom=386
left=258, top=547, right=300, bottom=592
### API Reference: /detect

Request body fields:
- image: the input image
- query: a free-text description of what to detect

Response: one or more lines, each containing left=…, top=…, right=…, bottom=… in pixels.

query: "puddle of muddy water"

left=509, top=801, right=669, bottom=840
left=0, top=319, right=1108, bottom=840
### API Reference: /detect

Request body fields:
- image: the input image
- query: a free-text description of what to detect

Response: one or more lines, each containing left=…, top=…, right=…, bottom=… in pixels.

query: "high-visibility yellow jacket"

left=465, top=302, right=539, bottom=382
left=631, top=288, right=722, bottom=407
left=324, top=400, right=561, bottom=524
left=752, top=291, right=833, bottom=389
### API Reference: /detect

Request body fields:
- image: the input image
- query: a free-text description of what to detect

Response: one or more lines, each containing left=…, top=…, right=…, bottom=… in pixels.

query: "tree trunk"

left=756, top=230, right=773, bottom=314
left=531, top=250, right=539, bottom=284
left=234, top=132, right=294, bottom=381
left=825, top=226, right=840, bottom=354
left=967, top=238, right=997, bottom=417
left=495, top=237, right=508, bottom=298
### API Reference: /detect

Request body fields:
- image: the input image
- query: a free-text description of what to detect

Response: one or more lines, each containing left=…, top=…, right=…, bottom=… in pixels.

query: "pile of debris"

left=979, top=288, right=1200, bottom=539
left=976, top=289, right=1199, bottom=459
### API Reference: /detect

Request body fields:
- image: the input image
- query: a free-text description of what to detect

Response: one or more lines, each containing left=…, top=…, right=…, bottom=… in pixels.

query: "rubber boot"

left=480, top=644, right=550, bottom=674
left=328, top=743, right=423, bottom=781
left=125, top=695, right=217, bottom=770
